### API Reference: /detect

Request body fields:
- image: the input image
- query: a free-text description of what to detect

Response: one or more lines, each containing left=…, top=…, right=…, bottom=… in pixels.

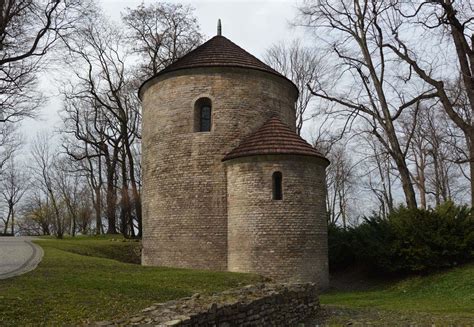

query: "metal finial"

left=217, top=19, right=222, bottom=36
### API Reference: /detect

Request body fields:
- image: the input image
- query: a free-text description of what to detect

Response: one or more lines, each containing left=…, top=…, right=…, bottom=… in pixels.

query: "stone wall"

left=141, top=66, right=297, bottom=271
left=225, top=155, right=329, bottom=288
left=105, top=283, right=319, bottom=326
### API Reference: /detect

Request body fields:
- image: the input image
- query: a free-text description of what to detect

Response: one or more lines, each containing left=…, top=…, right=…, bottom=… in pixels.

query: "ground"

left=0, top=236, right=262, bottom=326
left=1, top=236, right=474, bottom=326
left=314, top=265, right=474, bottom=325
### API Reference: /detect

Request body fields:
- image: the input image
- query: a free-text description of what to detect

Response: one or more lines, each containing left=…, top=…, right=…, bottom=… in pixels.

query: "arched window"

left=200, top=104, right=211, bottom=132
left=194, top=98, right=212, bottom=132
left=272, top=171, right=283, bottom=200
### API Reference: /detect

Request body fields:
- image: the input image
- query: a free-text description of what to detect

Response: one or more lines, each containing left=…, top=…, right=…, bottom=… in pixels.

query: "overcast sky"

left=23, top=0, right=307, bottom=142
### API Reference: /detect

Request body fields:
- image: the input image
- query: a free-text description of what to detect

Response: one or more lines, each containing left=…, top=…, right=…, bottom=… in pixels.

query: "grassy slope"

left=321, top=263, right=474, bottom=317
left=38, top=235, right=142, bottom=264
left=0, top=237, right=261, bottom=326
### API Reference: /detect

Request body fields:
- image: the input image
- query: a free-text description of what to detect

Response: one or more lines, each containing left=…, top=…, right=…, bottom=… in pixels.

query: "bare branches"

left=0, top=0, right=88, bottom=124
left=325, top=143, right=357, bottom=227
left=383, top=0, right=474, bottom=204
left=264, top=39, right=328, bottom=134
left=0, top=155, right=29, bottom=235
left=298, top=0, right=435, bottom=208
left=122, top=2, right=202, bottom=79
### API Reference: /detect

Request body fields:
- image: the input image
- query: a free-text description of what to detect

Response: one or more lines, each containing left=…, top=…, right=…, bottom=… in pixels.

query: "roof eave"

left=222, top=152, right=330, bottom=166
left=137, top=65, right=299, bottom=101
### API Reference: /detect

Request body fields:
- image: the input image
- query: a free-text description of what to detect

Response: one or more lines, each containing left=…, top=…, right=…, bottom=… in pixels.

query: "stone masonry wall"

left=103, top=283, right=320, bottom=326
left=226, top=155, right=329, bottom=288
left=141, top=67, right=297, bottom=271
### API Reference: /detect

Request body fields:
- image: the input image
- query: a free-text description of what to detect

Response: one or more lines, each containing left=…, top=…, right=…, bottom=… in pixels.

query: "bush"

left=328, top=202, right=474, bottom=274
left=327, top=223, right=356, bottom=271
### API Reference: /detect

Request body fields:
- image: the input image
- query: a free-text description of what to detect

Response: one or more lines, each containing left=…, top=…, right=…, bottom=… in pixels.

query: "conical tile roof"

left=160, top=35, right=282, bottom=76
left=139, top=35, right=297, bottom=97
left=223, top=117, right=329, bottom=163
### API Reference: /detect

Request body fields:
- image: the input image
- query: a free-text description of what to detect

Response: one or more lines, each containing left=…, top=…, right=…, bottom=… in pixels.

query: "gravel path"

left=0, top=237, right=43, bottom=279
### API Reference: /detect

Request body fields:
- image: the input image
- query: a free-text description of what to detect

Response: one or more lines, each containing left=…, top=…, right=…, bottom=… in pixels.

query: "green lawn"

left=4, top=236, right=474, bottom=326
left=0, top=236, right=262, bottom=326
left=37, top=235, right=142, bottom=264
left=321, top=264, right=474, bottom=323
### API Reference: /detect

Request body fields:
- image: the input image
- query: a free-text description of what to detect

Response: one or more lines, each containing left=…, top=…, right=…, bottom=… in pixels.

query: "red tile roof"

left=139, top=35, right=297, bottom=97
left=223, top=117, right=329, bottom=163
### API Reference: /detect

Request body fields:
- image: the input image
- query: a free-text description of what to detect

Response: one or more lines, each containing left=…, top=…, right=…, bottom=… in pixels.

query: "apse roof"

left=223, top=116, right=329, bottom=163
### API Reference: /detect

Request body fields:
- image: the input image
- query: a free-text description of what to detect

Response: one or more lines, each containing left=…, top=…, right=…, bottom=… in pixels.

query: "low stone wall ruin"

left=98, top=283, right=319, bottom=326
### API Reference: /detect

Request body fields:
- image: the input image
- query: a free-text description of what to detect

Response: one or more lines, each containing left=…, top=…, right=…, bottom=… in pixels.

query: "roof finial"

left=217, top=19, right=222, bottom=36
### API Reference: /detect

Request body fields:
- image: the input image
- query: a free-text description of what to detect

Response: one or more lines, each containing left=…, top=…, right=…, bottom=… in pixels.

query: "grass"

left=38, top=235, right=142, bottom=264
left=320, top=264, right=474, bottom=323
left=5, top=236, right=474, bottom=325
left=0, top=236, right=262, bottom=326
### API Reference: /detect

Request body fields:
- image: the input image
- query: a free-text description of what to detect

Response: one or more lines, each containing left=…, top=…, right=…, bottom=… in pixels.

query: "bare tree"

left=413, top=103, right=466, bottom=206
left=58, top=5, right=203, bottom=236
left=17, top=192, right=52, bottom=236
left=0, top=0, right=86, bottom=123
left=122, top=2, right=203, bottom=79
left=62, top=14, right=141, bottom=235
left=363, top=136, right=395, bottom=218
left=0, top=156, right=28, bottom=235
left=30, top=132, right=66, bottom=238
left=19, top=136, right=94, bottom=237
left=400, top=105, right=431, bottom=209
left=325, top=144, right=357, bottom=227
left=61, top=94, right=122, bottom=235
left=54, top=158, right=90, bottom=236
left=81, top=146, right=104, bottom=235
left=264, top=39, right=326, bottom=134
left=76, top=192, right=93, bottom=234
left=298, top=0, right=440, bottom=208
left=382, top=1, right=474, bottom=205
left=0, top=123, right=20, bottom=172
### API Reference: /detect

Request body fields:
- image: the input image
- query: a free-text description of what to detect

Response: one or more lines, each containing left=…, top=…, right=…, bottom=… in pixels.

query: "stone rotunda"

left=139, top=24, right=330, bottom=289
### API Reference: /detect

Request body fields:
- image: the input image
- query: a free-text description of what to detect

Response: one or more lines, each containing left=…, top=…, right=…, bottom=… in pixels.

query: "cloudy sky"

left=24, top=0, right=307, bottom=140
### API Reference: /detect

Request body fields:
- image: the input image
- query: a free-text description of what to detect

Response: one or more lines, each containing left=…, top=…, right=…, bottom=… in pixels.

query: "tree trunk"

left=120, top=149, right=132, bottom=237
left=392, top=150, right=418, bottom=209
left=124, top=139, right=141, bottom=237
left=94, top=185, right=102, bottom=235
left=11, top=209, right=14, bottom=235
left=105, top=149, right=119, bottom=234
left=105, top=175, right=117, bottom=234
left=96, top=155, right=103, bottom=235
left=470, top=133, right=474, bottom=207
left=415, top=156, right=427, bottom=209
left=3, top=216, right=9, bottom=234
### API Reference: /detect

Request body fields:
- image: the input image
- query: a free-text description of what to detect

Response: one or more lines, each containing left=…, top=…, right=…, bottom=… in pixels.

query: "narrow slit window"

left=194, top=98, right=212, bottom=132
left=272, top=171, right=283, bottom=200
left=200, top=105, right=211, bottom=132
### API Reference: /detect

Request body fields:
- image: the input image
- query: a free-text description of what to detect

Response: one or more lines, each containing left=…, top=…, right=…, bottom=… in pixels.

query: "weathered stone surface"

left=226, top=155, right=329, bottom=287
left=141, top=66, right=298, bottom=272
left=163, top=319, right=182, bottom=326
left=93, top=321, right=113, bottom=326
left=141, top=35, right=329, bottom=287
left=93, top=283, right=320, bottom=326
left=128, top=316, right=143, bottom=323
